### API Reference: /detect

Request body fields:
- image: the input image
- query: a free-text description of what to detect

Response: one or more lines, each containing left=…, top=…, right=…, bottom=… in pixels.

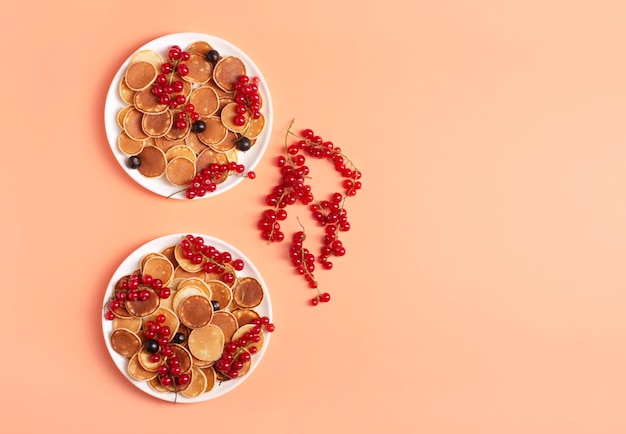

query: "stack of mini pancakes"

left=116, top=40, right=266, bottom=189
left=107, top=236, right=267, bottom=399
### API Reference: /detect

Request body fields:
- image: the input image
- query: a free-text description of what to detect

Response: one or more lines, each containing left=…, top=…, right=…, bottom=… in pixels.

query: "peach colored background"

left=2, top=1, right=626, bottom=433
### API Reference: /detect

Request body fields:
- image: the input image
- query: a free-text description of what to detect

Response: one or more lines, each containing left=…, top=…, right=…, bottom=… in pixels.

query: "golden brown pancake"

left=186, top=40, right=213, bottom=55
left=230, top=308, right=261, bottom=326
left=201, top=366, right=216, bottom=392
left=172, top=286, right=206, bottom=314
left=187, top=324, right=224, bottom=362
left=171, top=343, right=193, bottom=373
left=155, top=136, right=184, bottom=153
left=232, top=277, right=264, bottom=308
left=129, top=49, right=163, bottom=68
left=123, top=108, right=149, bottom=141
left=181, top=367, right=207, bottom=398
left=134, top=88, right=168, bottom=114
left=178, top=277, right=213, bottom=299
left=220, top=102, right=247, bottom=133
left=213, top=56, right=246, bottom=92
left=178, top=295, right=213, bottom=328
left=233, top=324, right=264, bottom=355
left=189, top=86, right=219, bottom=116
left=210, top=130, right=238, bottom=153
left=197, top=116, right=228, bottom=146
left=165, top=156, right=196, bottom=186
left=186, top=131, right=208, bottom=154
left=110, top=328, right=142, bottom=357
left=125, top=287, right=160, bottom=317
left=128, top=354, right=158, bottom=381
left=137, top=145, right=167, bottom=178
left=165, top=145, right=196, bottom=162
left=125, top=61, right=158, bottom=91
left=210, top=310, right=238, bottom=342
left=205, top=280, right=232, bottom=310
left=173, top=243, right=205, bottom=272
left=118, top=131, right=145, bottom=155
left=141, top=111, right=173, bottom=138
left=118, top=80, right=135, bottom=105
left=112, top=316, right=142, bottom=332
left=182, top=53, right=212, bottom=84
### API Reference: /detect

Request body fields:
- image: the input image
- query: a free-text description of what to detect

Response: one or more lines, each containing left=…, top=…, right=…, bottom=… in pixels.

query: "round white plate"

left=104, top=33, right=273, bottom=199
left=102, top=233, right=272, bottom=402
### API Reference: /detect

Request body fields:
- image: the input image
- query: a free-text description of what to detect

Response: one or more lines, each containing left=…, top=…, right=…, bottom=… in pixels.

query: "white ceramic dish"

left=102, top=233, right=272, bottom=402
left=104, top=33, right=273, bottom=199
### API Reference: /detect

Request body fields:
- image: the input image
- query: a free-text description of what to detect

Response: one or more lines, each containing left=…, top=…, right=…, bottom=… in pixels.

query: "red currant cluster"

left=179, top=234, right=246, bottom=285
left=257, top=122, right=362, bottom=306
left=104, top=274, right=170, bottom=320
left=233, top=75, right=262, bottom=127
left=150, top=45, right=200, bottom=129
left=143, top=314, right=173, bottom=365
left=214, top=316, right=275, bottom=379
left=183, top=163, right=256, bottom=199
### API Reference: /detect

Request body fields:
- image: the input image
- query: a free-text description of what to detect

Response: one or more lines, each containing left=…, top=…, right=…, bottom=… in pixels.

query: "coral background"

left=2, top=1, right=626, bottom=433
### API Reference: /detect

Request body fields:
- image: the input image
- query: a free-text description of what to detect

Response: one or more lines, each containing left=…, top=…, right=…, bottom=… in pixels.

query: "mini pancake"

left=197, top=116, right=228, bottom=146
left=123, top=108, right=149, bottom=141
left=178, top=295, right=213, bottom=329
left=180, top=367, right=208, bottom=398
left=244, top=113, right=265, bottom=139
left=148, top=376, right=168, bottom=393
left=160, top=245, right=178, bottom=268
left=172, top=286, right=207, bottom=314
left=213, top=56, right=246, bottom=92
left=117, top=106, right=133, bottom=128
left=142, top=255, right=175, bottom=285
left=230, top=308, right=261, bottom=326
left=178, top=277, right=213, bottom=299
left=201, top=366, right=217, bottom=392
left=165, top=145, right=196, bottom=162
left=118, top=80, right=135, bottom=105
left=141, top=111, right=173, bottom=138
left=134, top=88, right=168, bottom=114
left=110, top=329, right=142, bottom=357
left=155, top=136, right=184, bottom=153
left=110, top=303, right=133, bottom=319
left=137, top=145, right=167, bottom=178
left=232, top=277, right=264, bottom=308
left=118, top=131, right=145, bottom=155
left=165, top=110, right=191, bottom=140
left=210, top=310, right=238, bottom=342
left=174, top=243, right=205, bottom=272
left=205, top=280, right=232, bottom=310
left=181, top=53, right=213, bottom=84
left=113, top=316, right=142, bottom=332
left=220, top=102, right=248, bottom=133
left=140, top=252, right=166, bottom=270
left=186, top=131, right=208, bottom=154
left=127, top=354, right=158, bottom=381
left=165, top=156, right=196, bottom=186
left=209, top=130, right=238, bottom=153
left=125, top=287, right=160, bottom=317
left=186, top=40, right=213, bottom=55
left=187, top=324, right=224, bottom=362
left=233, top=324, right=264, bottom=354
left=195, top=148, right=229, bottom=178
left=191, top=354, right=215, bottom=368
left=129, top=49, right=163, bottom=68
left=125, top=61, right=158, bottom=91
left=189, top=86, right=219, bottom=116
left=171, top=343, right=194, bottom=373
left=137, top=348, right=162, bottom=372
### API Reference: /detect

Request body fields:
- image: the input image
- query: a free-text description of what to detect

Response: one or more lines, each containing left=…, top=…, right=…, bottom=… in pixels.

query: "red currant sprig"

left=179, top=163, right=254, bottom=200
left=214, top=316, right=275, bottom=379
left=257, top=121, right=362, bottom=306
left=178, top=235, right=246, bottom=285
left=104, top=274, right=171, bottom=320
left=150, top=45, right=200, bottom=129
left=233, top=75, right=262, bottom=127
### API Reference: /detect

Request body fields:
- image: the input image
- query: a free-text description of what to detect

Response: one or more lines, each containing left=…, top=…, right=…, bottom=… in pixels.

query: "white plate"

left=104, top=33, right=273, bottom=199
left=102, top=233, right=272, bottom=402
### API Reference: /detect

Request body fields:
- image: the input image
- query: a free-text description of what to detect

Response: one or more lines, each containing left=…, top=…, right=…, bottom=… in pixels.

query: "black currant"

left=236, top=136, right=251, bottom=152
left=192, top=120, right=206, bottom=133
left=127, top=155, right=141, bottom=169
left=206, top=49, right=219, bottom=63
left=145, top=339, right=159, bottom=354
left=172, top=332, right=185, bottom=344
left=211, top=300, right=220, bottom=311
